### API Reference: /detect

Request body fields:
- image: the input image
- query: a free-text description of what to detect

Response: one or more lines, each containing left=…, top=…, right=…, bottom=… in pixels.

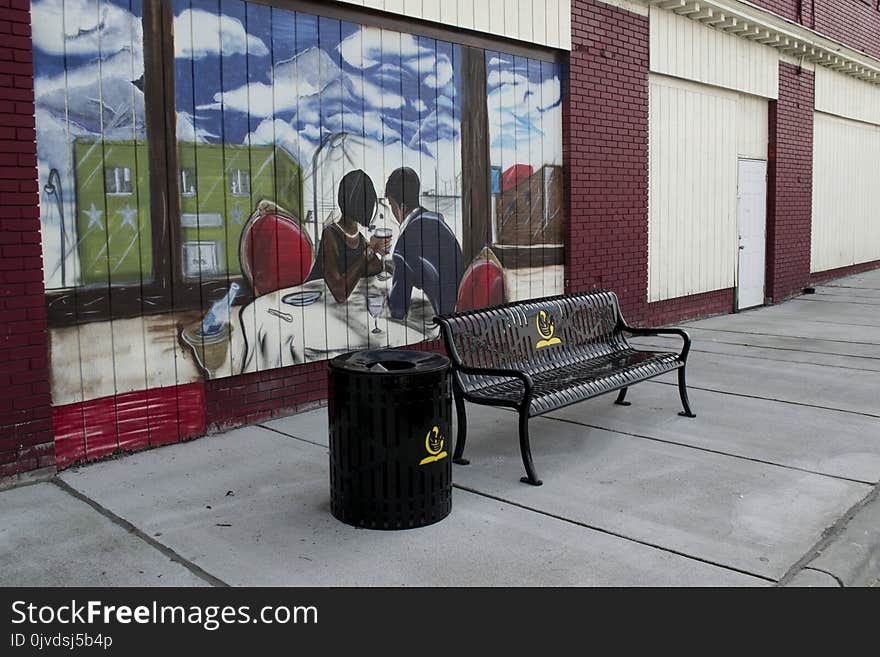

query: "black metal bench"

left=434, top=291, right=695, bottom=486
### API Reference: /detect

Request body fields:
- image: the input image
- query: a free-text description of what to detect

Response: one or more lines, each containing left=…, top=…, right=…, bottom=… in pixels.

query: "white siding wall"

left=811, top=67, right=880, bottom=273
left=815, top=67, right=880, bottom=127
left=337, top=0, right=572, bottom=49
left=650, top=8, right=778, bottom=100
left=737, top=93, right=769, bottom=160
left=648, top=7, right=775, bottom=303
left=811, top=112, right=880, bottom=273
left=648, top=75, right=768, bottom=302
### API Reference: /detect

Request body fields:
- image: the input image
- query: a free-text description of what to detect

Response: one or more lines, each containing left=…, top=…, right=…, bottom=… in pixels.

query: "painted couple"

left=307, top=167, right=463, bottom=320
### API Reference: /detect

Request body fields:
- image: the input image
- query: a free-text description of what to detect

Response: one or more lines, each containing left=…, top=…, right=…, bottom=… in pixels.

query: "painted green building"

left=74, top=139, right=303, bottom=286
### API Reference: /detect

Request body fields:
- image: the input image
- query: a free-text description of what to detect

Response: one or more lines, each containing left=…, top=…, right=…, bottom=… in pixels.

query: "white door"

left=737, top=159, right=767, bottom=310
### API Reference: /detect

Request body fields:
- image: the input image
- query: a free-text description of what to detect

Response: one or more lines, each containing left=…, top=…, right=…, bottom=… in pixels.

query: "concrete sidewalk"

left=3, top=271, right=880, bottom=586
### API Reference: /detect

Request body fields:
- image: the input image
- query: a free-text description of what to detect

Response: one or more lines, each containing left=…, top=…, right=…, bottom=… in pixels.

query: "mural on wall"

left=485, top=50, right=564, bottom=303
left=34, top=0, right=148, bottom=291
left=170, top=0, right=467, bottom=374
left=32, top=0, right=564, bottom=444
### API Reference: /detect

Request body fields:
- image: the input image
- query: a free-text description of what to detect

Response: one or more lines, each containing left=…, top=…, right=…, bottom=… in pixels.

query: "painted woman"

left=306, top=169, right=390, bottom=302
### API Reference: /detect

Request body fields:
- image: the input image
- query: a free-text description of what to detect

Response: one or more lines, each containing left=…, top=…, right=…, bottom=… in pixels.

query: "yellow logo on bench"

left=535, top=309, right=562, bottom=349
left=419, top=425, right=448, bottom=465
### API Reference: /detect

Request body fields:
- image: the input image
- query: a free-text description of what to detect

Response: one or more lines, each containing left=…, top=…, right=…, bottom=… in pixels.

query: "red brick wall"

left=643, top=288, right=735, bottom=326
left=749, top=0, right=802, bottom=23
left=564, top=0, right=650, bottom=322
left=750, top=0, right=880, bottom=61
left=53, top=384, right=206, bottom=470
left=810, top=258, right=880, bottom=285
left=204, top=361, right=328, bottom=431
left=0, top=0, right=53, bottom=485
left=766, top=62, right=814, bottom=303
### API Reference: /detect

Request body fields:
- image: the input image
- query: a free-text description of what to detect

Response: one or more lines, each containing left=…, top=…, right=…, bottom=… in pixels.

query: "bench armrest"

left=453, top=364, right=534, bottom=390
left=451, top=364, right=535, bottom=409
left=433, top=316, right=534, bottom=398
left=621, top=325, right=692, bottom=361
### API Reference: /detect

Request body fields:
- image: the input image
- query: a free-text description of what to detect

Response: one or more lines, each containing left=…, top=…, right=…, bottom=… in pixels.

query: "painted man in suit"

left=384, top=167, right=463, bottom=319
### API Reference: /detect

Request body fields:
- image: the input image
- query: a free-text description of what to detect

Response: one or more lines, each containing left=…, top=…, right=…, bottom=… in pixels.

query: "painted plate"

left=282, top=291, right=322, bottom=307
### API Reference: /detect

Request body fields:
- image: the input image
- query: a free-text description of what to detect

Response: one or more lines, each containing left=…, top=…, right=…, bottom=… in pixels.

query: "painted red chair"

left=239, top=200, right=313, bottom=296
left=456, top=246, right=506, bottom=311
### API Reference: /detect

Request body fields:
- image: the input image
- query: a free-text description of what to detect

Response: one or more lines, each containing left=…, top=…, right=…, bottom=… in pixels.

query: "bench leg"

left=518, top=412, right=543, bottom=486
left=614, top=387, right=631, bottom=406
left=452, top=386, right=470, bottom=465
left=677, top=367, right=697, bottom=418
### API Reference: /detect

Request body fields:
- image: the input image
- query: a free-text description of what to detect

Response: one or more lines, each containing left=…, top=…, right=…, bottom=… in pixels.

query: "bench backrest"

left=435, top=291, right=629, bottom=390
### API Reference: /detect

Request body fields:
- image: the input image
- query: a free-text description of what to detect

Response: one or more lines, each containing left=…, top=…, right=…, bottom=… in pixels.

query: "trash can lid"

left=329, top=349, right=449, bottom=375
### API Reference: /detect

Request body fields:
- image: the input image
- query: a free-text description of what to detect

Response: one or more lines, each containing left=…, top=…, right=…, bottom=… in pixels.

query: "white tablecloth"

left=238, top=274, right=439, bottom=373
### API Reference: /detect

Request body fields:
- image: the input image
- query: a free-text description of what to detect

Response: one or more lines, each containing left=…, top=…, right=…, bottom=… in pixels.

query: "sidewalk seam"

left=796, top=297, right=880, bottom=307
left=801, top=566, right=844, bottom=587
left=634, top=342, right=880, bottom=371
left=649, top=379, right=880, bottom=419
left=52, top=478, right=230, bottom=588
left=682, top=326, right=880, bottom=348
left=257, top=423, right=327, bottom=449
left=778, top=483, right=880, bottom=587
left=538, top=414, right=875, bottom=486
left=658, top=339, right=880, bottom=361
left=0, top=466, right=57, bottom=492
left=453, top=483, right=775, bottom=584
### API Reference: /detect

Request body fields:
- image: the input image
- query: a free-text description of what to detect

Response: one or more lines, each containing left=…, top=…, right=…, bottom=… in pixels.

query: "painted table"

left=237, top=274, right=439, bottom=374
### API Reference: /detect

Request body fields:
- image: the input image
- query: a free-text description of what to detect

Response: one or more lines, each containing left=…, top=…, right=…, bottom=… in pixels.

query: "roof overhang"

left=647, top=0, right=880, bottom=85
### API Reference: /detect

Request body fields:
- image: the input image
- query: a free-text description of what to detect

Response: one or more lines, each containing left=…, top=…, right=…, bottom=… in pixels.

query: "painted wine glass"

left=367, top=291, right=387, bottom=334
left=373, top=226, right=393, bottom=281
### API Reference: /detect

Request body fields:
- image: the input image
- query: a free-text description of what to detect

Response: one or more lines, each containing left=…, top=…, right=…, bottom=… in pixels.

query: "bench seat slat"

left=462, top=348, right=681, bottom=416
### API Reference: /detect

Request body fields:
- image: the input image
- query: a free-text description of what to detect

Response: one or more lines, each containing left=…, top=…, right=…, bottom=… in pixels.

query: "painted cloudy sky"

left=33, top=0, right=561, bottom=163
left=31, top=0, right=562, bottom=285
left=175, top=2, right=460, bottom=163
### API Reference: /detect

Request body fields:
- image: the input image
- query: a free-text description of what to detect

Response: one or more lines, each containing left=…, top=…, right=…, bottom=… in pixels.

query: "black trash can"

left=328, top=349, right=452, bottom=530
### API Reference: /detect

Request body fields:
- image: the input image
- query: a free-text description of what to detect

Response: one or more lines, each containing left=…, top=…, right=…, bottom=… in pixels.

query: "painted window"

left=180, top=168, right=197, bottom=196
left=229, top=169, right=250, bottom=197
left=105, top=166, right=134, bottom=195
left=486, top=51, right=564, bottom=300
left=182, top=240, right=222, bottom=278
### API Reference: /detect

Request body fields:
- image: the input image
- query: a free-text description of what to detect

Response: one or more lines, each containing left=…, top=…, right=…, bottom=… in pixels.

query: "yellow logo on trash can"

left=419, top=426, right=448, bottom=465
left=535, top=309, right=562, bottom=349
